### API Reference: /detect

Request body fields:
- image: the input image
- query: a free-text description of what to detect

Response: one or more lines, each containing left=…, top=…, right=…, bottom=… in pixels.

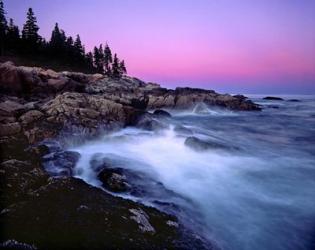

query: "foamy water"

left=68, top=95, right=315, bottom=250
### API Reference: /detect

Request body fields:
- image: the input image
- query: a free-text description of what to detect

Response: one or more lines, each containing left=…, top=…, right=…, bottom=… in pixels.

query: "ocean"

left=69, top=95, right=315, bottom=250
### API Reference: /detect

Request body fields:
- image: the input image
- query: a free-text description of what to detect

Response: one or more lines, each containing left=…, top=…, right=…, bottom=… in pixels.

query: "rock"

left=0, top=177, right=209, bottom=250
left=47, top=77, right=68, bottom=91
left=0, top=239, right=37, bottom=250
left=263, top=96, right=284, bottom=101
left=288, top=99, right=300, bottom=102
left=98, top=168, right=130, bottom=192
left=0, top=123, right=21, bottom=136
left=19, top=110, right=44, bottom=126
left=42, top=151, right=81, bottom=176
left=129, top=208, right=156, bottom=233
left=42, top=92, right=127, bottom=130
left=184, top=136, right=236, bottom=151
left=0, top=100, right=25, bottom=116
left=135, top=113, right=168, bottom=131
left=153, top=109, right=171, bottom=117
left=0, top=159, right=48, bottom=205
left=0, top=62, right=24, bottom=94
left=0, top=135, right=29, bottom=161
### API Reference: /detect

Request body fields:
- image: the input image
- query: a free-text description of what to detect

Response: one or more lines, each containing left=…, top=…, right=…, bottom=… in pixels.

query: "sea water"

left=70, top=95, right=315, bottom=250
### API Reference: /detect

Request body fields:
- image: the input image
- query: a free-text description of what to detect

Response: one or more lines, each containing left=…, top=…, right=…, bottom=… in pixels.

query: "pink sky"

left=4, top=0, right=315, bottom=93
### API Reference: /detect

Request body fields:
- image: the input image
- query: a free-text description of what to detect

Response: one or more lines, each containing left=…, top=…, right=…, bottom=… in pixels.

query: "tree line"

left=0, top=0, right=127, bottom=77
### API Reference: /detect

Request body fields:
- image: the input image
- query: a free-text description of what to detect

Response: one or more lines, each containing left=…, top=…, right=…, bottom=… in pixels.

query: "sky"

left=3, top=0, right=315, bottom=94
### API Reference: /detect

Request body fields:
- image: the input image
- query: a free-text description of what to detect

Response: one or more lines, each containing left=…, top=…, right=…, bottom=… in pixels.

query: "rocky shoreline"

left=0, top=61, right=261, bottom=249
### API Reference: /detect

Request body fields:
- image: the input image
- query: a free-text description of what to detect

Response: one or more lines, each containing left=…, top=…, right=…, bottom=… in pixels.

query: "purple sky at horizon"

left=4, top=0, right=315, bottom=94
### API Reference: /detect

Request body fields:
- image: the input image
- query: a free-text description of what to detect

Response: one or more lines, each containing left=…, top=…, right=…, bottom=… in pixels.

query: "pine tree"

left=0, top=0, right=7, bottom=55
left=119, top=60, right=127, bottom=75
left=93, top=46, right=103, bottom=73
left=85, top=52, right=94, bottom=72
left=50, top=23, right=64, bottom=52
left=73, top=34, right=84, bottom=57
left=22, top=8, right=40, bottom=47
left=104, top=43, right=112, bottom=76
left=112, top=53, right=121, bottom=78
left=6, top=18, right=20, bottom=51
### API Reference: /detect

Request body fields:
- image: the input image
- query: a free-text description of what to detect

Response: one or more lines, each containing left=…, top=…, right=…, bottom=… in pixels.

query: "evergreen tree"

left=85, top=52, right=94, bottom=72
left=22, top=8, right=40, bottom=48
left=6, top=18, right=20, bottom=51
left=119, top=60, right=127, bottom=75
left=93, top=46, right=103, bottom=73
left=65, top=36, right=74, bottom=58
left=73, top=34, right=84, bottom=57
left=104, top=43, right=112, bottom=76
left=0, top=0, right=7, bottom=55
left=112, top=53, right=121, bottom=78
left=49, top=23, right=66, bottom=54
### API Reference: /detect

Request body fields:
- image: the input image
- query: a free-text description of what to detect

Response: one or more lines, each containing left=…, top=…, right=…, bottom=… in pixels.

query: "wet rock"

left=153, top=109, right=171, bottom=117
left=263, top=96, right=284, bottom=101
left=98, top=168, right=130, bottom=192
left=135, top=113, right=168, bottom=131
left=42, top=151, right=81, bottom=176
left=184, top=136, right=236, bottom=151
left=0, top=177, right=209, bottom=250
left=288, top=99, right=300, bottom=102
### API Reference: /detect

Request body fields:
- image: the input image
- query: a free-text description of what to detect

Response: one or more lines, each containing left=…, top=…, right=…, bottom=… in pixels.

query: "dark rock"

left=0, top=239, right=37, bottom=250
left=0, top=159, right=48, bottom=205
left=98, top=168, right=130, bottom=192
left=0, top=135, right=29, bottom=162
left=287, top=99, right=301, bottom=102
left=184, top=136, right=236, bottom=151
left=153, top=109, right=171, bottom=117
left=263, top=96, right=284, bottom=101
left=0, top=177, right=209, bottom=250
left=130, top=97, right=149, bottom=110
left=267, top=105, right=279, bottom=109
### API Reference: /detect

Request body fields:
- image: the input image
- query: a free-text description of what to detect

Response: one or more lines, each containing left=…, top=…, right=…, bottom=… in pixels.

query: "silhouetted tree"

left=0, top=3, right=127, bottom=75
left=104, top=43, right=112, bottom=76
left=93, top=46, right=102, bottom=73
left=49, top=23, right=66, bottom=56
left=119, top=60, right=127, bottom=75
left=6, top=18, right=20, bottom=51
left=85, top=52, right=94, bottom=72
left=112, top=53, right=121, bottom=78
left=0, top=0, right=7, bottom=55
left=22, top=8, right=41, bottom=52
left=73, top=34, right=84, bottom=61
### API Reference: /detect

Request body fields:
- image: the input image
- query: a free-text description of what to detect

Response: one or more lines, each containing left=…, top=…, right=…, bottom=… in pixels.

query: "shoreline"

left=0, top=61, right=262, bottom=249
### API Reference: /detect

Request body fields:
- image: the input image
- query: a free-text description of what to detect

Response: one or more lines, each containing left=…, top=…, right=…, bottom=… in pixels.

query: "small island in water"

left=1, top=1, right=315, bottom=250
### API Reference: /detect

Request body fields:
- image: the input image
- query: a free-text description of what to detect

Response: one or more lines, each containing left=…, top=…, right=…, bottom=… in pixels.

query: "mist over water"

left=70, top=95, right=315, bottom=250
